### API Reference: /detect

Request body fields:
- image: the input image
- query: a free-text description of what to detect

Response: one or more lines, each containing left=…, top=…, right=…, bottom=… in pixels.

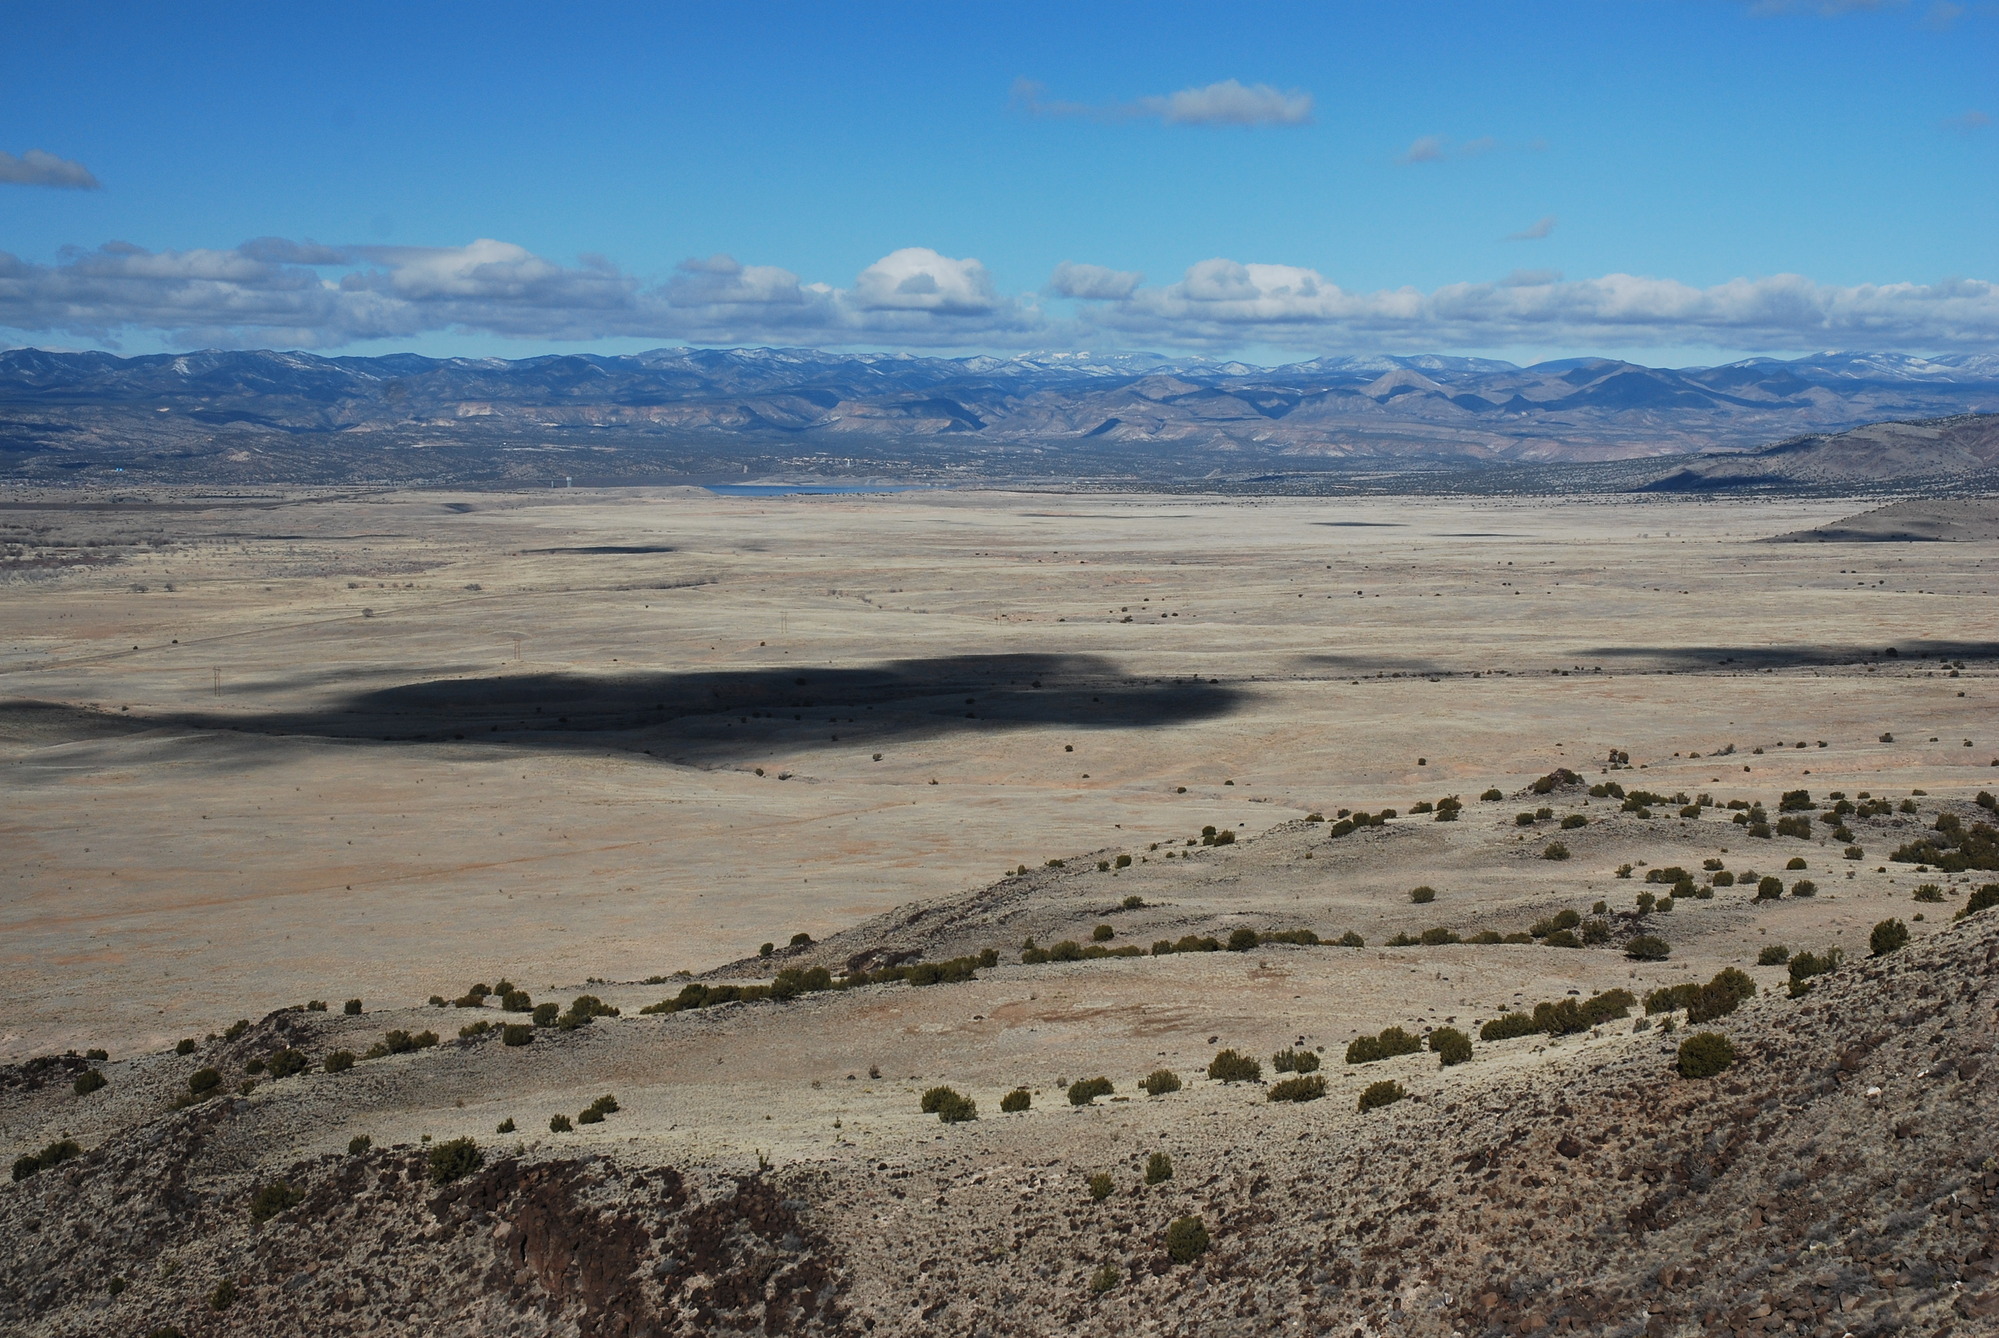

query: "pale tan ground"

left=2, top=484, right=1995, bottom=1080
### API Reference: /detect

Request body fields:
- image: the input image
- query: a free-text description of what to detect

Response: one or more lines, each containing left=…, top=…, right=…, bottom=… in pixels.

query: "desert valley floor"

left=4, top=485, right=1999, bottom=1337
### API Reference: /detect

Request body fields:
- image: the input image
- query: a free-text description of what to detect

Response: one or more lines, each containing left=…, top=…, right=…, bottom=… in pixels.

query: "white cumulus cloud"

left=1065, top=258, right=1999, bottom=353
left=1134, top=80, right=1313, bottom=126
left=0, top=239, right=1040, bottom=349
left=1013, top=78, right=1311, bottom=127
left=6, top=235, right=1999, bottom=355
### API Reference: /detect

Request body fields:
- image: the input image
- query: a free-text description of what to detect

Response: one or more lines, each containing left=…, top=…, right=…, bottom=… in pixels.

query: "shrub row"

left=1268, top=1074, right=1326, bottom=1102
left=1480, top=988, right=1635, bottom=1041
left=1642, top=968, right=1755, bottom=1022
left=1346, top=1026, right=1423, bottom=1064
left=1787, top=946, right=1845, bottom=996
left=1891, top=813, right=1999, bottom=872
left=642, top=951, right=1000, bottom=1014
left=1126, top=927, right=1359, bottom=958
left=1326, top=810, right=1394, bottom=838
left=11, top=1139, right=81, bottom=1182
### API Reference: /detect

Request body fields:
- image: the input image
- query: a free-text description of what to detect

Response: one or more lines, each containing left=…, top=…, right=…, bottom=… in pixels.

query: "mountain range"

left=4, top=345, right=1998, bottom=487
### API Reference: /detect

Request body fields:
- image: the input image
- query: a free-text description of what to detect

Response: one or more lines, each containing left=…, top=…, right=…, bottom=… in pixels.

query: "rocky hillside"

left=6, top=889, right=1999, bottom=1336
left=1646, top=412, right=1999, bottom=492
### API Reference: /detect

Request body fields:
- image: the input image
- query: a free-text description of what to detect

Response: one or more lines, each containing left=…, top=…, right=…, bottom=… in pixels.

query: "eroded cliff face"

left=9, top=912, right=1999, bottom=1337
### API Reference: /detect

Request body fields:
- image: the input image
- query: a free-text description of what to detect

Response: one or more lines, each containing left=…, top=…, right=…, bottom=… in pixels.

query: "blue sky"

left=2, top=0, right=1994, bottom=365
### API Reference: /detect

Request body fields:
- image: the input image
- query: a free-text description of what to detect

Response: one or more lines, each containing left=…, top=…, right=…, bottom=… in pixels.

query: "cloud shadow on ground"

left=83, top=653, right=1248, bottom=763
left=1577, top=640, right=1999, bottom=671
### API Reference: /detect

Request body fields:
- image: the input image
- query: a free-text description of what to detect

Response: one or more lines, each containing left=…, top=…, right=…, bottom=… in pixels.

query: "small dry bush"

left=1357, top=1080, right=1406, bottom=1113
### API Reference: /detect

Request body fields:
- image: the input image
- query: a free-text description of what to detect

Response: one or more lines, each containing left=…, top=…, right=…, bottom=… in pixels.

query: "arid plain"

left=6, top=485, right=1999, bottom=1337
left=4, top=487, right=1992, bottom=1056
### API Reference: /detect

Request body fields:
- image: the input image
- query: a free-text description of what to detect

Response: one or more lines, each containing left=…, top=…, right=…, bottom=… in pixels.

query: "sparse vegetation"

left=428, top=1137, right=483, bottom=1184
left=1268, top=1074, right=1327, bottom=1102
left=1089, top=1263, right=1121, bottom=1294
left=1346, top=1026, right=1423, bottom=1064
left=248, top=1181, right=305, bottom=1224
left=1429, top=1027, right=1472, bottom=1066
left=1787, top=947, right=1845, bottom=996
left=1000, top=1087, right=1032, bottom=1113
left=324, top=1050, right=355, bottom=1073
left=365, top=1028, right=439, bottom=1059
left=1165, top=1215, right=1210, bottom=1264
left=1481, top=988, right=1635, bottom=1040
left=496, top=1118, right=516, bottom=1133
left=1889, top=811, right=1999, bottom=871
left=347, top=1135, right=371, bottom=1156
left=343, top=998, right=362, bottom=1015
left=1757, top=944, right=1791, bottom=966
left=1068, top=1076, right=1114, bottom=1106
left=1956, top=883, right=1999, bottom=920
left=1645, top=968, right=1757, bottom=1023
left=1543, top=841, right=1571, bottom=860
left=1357, top=1079, right=1407, bottom=1113
left=1677, top=1032, right=1736, bottom=1079
left=549, top=1114, right=573, bottom=1133
left=1140, top=1069, right=1182, bottom=1096
left=73, top=1069, right=107, bottom=1096
left=1207, top=1050, right=1262, bottom=1083
left=1529, top=908, right=1580, bottom=937
left=1409, top=885, right=1436, bottom=904
left=1145, top=1151, right=1174, bottom=1184
left=1088, top=1173, right=1113, bottom=1201
left=1271, top=1048, right=1321, bottom=1074
left=556, top=994, right=620, bottom=1030
left=1870, top=917, right=1910, bottom=957
left=578, top=1093, right=620, bottom=1124
left=1624, top=935, right=1670, bottom=961
left=11, top=1138, right=82, bottom=1182
left=502, top=1023, right=533, bottom=1046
